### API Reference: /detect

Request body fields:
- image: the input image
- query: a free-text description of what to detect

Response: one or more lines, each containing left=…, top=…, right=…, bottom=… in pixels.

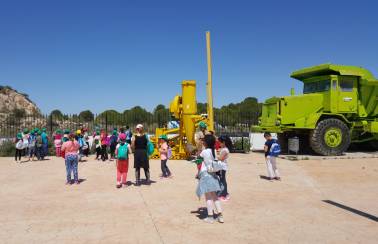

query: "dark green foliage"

left=232, top=138, right=251, bottom=153
left=0, top=140, right=16, bottom=157
left=79, top=110, right=94, bottom=122
left=50, top=110, right=64, bottom=120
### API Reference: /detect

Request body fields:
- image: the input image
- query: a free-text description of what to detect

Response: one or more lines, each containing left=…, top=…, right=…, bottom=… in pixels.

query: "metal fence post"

left=105, top=112, right=108, bottom=132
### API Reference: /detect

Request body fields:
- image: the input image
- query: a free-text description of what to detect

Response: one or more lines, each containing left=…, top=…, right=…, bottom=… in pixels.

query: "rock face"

left=0, top=86, right=41, bottom=115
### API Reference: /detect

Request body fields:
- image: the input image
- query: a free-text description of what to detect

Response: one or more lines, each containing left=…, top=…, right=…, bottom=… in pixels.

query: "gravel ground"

left=0, top=153, right=377, bottom=244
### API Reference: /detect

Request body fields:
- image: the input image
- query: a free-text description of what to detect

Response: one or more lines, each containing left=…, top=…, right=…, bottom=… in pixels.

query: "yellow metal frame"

left=149, top=32, right=215, bottom=160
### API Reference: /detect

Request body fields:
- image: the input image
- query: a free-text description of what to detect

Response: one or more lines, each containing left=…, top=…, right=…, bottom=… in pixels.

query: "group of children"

left=14, top=123, right=281, bottom=226
left=14, top=128, right=49, bottom=162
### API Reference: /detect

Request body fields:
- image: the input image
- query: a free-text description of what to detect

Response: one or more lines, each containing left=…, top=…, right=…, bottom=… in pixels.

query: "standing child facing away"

left=15, top=133, right=23, bottom=162
left=115, top=133, right=131, bottom=188
left=217, top=135, right=233, bottom=201
left=109, top=130, right=118, bottom=160
left=158, top=135, right=172, bottom=178
left=196, top=134, right=224, bottom=224
left=264, top=132, right=281, bottom=181
left=54, top=130, right=63, bottom=157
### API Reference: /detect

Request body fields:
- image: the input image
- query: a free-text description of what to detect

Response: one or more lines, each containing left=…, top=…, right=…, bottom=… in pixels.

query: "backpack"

left=110, top=135, right=118, bottom=146
left=126, top=130, right=132, bottom=141
left=29, top=136, right=36, bottom=147
left=167, top=146, right=172, bottom=159
left=16, top=140, right=24, bottom=150
left=145, top=135, right=154, bottom=157
left=117, top=143, right=128, bottom=160
left=270, top=140, right=281, bottom=157
left=36, top=136, right=43, bottom=147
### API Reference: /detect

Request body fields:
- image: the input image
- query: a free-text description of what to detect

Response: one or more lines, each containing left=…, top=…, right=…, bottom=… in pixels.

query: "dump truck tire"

left=310, top=118, right=350, bottom=156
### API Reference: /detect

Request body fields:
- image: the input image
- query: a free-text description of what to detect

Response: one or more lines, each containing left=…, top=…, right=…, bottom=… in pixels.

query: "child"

left=54, top=130, right=63, bottom=157
left=35, top=130, right=44, bottom=160
left=158, top=135, right=172, bottom=178
left=217, top=135, right=233, bottom=201
left=196, top=134, right=224, bottom=224
left=21, top=128, right=30, bottom=158
left=264, top=132, right=281, bottom=181
left=15, top=133, right=23, bottom=162
left=109, top=130, right=118, bottom=160
left=62, top=129, right=70, bottom=143
left=115, top=133, right=131, bottom=188
left=41, top=128, right=48, bottom=158
left=28, top=130, right=37, bottom=161
left=100, top=131, right=109, bottom=161
left=93, top=131, right=101, bottom=160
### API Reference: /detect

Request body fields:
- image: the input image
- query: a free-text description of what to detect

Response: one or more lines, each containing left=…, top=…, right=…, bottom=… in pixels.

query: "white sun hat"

left=136, top=124, right=143, bottom=129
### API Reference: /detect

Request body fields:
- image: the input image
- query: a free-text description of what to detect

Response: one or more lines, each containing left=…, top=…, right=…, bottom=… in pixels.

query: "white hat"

left=136, top=124, right=143, bottom=129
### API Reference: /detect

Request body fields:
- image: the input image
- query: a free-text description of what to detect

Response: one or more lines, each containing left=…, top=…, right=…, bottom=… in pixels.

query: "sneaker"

left=225, top=194, right=231, bottom=200
left=203, top=217, right=214, bottom=224
left=75, top=181, right=80, bottom=185
left=220, top=196, right=228, bottom=202
left=116, top=184, right=122, bottom=188
left=217, top=214, right=224, bottom=223
left=275, top=177, right=281, bottom=181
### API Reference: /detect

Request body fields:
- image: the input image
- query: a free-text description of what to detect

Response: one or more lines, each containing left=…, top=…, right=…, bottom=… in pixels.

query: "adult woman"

left=131, top=124, right=150, bottom=186
left=61, top=133, right=80, bottom=185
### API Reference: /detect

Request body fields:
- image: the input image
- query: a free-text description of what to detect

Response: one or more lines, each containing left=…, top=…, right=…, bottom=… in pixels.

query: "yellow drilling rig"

left=149, top=31, right=215, bottom=159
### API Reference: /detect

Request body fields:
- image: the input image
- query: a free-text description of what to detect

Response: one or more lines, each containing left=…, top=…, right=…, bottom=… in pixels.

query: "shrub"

left=0, top=140, right=16, bottom=157
left=232, top=138, right=251, bottom=153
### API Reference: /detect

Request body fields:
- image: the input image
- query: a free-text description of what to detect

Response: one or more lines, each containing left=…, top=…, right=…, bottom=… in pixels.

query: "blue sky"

left=1, top=0, right=377, bottom=114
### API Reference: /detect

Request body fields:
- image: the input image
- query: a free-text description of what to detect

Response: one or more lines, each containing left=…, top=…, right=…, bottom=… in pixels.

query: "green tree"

left=197, top=103, right=207, bottom=114
left=79, top=110, right=94, bottom=122
left=50, top=109, right=64, bottom=120
left=153, top=104, right=170, bottom=127
left=96, top=110, right=122, bottom=126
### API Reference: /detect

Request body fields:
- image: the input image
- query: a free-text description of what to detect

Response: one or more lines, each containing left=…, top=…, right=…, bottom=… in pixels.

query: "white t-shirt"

left=199, top=148, right=216, bottom=173
left=219, top=147, right=230, bottom=171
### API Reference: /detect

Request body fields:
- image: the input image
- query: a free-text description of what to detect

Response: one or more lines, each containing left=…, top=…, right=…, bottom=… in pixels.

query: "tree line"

left=36, top=97, right=261, bottom=127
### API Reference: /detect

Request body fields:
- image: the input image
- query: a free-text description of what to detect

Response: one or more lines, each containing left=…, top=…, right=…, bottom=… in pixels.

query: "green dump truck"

left=253, top=64, right=378, bottom=155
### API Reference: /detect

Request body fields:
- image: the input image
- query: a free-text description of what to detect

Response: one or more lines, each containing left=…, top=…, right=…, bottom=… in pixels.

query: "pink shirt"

left=61, top=140, right=80, bottom=156
left=159, top=142, right=168, bottom=160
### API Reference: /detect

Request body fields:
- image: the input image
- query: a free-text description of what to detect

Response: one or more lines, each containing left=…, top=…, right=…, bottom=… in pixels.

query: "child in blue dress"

left=196, top=134, right=224, bottom=223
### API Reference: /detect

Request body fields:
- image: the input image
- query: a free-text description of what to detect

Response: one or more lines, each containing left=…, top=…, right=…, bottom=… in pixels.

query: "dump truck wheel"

left=310, top=118, right=350, bottom=156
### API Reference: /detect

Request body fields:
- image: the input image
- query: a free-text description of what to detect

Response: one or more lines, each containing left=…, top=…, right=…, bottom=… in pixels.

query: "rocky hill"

left=0, top=86, right=41, bottom=116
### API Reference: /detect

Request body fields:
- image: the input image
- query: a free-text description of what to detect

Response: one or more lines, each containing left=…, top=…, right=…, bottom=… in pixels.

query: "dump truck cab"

left=254, top=64, right=378, bottom=156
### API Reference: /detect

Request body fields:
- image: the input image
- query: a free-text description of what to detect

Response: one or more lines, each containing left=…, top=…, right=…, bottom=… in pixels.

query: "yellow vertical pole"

left=206, top=31, right=214, bottom=132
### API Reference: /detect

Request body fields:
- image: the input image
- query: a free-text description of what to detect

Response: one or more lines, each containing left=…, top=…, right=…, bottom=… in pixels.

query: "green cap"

left=37, top=130, right=42, bottom=135
left=199, top=121, right=207, bottom=129
left=159, top=135, right=168, bottom=141
left=42, top=128, right=46, bottom=132
left=56, top=129, right=62, bottom=134
left=23, top=128, right=29, bottom=134
left=17, top=133, right=22, bottom=139
left=64, top=129, right=70, bottom=134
